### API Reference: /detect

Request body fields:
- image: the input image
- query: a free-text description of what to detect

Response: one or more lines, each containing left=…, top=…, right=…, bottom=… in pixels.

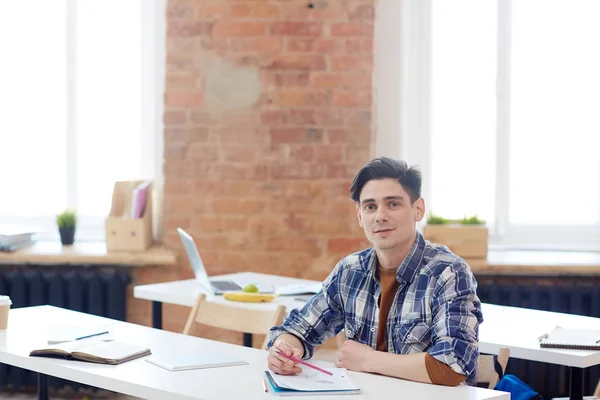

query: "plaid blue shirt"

left=269, top=232, right=484, bottom=385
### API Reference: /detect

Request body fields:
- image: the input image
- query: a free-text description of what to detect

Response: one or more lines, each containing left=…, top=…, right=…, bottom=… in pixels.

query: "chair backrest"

left=477, top=348, right=510, bottom=389
left=594, top=378, right=600, bottom=397
left=182, top=294, right=286, bottom=350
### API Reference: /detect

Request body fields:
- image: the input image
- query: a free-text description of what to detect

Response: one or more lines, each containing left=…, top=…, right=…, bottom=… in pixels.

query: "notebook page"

left=270, top=368, right=358, bottom=391
left=76, top=341, right=148, bottom=360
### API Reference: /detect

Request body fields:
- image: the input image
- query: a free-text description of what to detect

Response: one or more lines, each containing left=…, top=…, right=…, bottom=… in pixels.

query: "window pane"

left=76, top=0, right=143, bottom=218
left=510, top=0, right=600, bottom=225
left=431, top=0, right=497, bottom=222
left=0, top=1, right=67, bottom=217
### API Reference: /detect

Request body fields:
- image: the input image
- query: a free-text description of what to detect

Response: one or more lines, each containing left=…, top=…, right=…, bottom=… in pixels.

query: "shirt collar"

left=396, top=231, right=426, bottom=283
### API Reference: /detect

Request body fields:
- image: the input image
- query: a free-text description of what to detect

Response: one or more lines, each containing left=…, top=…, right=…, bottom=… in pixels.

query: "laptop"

left=177, top=228, right=271, bottom=295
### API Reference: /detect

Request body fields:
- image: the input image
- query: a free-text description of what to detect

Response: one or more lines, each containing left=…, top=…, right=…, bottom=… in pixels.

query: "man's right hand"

left=267, top=334, right=305, bottom=375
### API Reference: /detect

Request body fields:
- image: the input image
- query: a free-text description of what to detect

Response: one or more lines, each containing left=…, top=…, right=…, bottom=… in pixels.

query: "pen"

left=262, top=377, right=268, bottom=392
left=76, top=331, right=109, bottom=341
left=276, top=351, right=333, bottom=376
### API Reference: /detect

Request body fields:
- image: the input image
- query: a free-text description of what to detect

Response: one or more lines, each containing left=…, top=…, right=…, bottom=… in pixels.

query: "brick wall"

left=129, top=0, right=376, bottom=343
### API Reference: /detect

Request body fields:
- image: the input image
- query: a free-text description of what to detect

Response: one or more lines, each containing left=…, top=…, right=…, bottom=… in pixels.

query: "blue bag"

left=492, top=355, right=543, bottom=400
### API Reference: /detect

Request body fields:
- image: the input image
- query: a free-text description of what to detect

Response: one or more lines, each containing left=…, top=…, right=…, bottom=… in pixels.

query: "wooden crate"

left=422, top=224, right=488, bottom=259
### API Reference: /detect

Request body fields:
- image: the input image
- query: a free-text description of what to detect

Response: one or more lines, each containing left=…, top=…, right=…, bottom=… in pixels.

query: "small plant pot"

left=59, top=227, right=75, bottom=245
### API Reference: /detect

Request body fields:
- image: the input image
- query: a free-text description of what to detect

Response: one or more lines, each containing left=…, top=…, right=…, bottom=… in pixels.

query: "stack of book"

left=0, top=225, right=39, bottom=252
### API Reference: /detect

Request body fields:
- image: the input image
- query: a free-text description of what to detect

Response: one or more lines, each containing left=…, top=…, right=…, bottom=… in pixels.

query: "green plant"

left=427, top=212, right=449, bottom=225
left=458, top=215, right=485, bottom=225
left=56, top=209, right=77, bottom=229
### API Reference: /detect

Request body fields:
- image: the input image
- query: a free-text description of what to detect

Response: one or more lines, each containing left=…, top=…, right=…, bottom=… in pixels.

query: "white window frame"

left=2, top=0, right=165, bottom=242
left=375, top=0, right=600, bottom=251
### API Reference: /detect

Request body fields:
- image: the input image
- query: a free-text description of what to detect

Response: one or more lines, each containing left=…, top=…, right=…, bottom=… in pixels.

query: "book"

left=30, top=339, right=151, bottom=365
left=0, top=238, right=36, bottom=252
left=275, top=283, right=321, bottom=296
left=264, top=368, right=360, bottom=396
left=538, top=326, right=600, bottom=350
left=46, top=324, right=113, bottom=344
left=145, top=353, right=248, bottom=371
left=130, top=180, right=151, bottom=218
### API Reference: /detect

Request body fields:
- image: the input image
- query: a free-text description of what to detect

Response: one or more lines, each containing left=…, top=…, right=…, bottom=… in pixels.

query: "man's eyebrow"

left=360, top=195, right=404, bottom=205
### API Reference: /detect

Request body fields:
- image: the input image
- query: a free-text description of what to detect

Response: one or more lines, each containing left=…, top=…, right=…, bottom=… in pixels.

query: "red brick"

left=328, top=129, right=371, bottom=146
left=254, top=3, right=281, bottom=19
left=168, top=20, right=214, bottom=37
left=331, top=91, right=372, bottom=107
left=269, top=55, right=326, bottom=71
left=166, top=72, right=200, bottom=89
left=222, top=217, right=249, bottom=232
left=187, top=143, right=219, bottom=161
left=165, top=142, right=188, bottom=159
left=270, top=164, right=325, bottom=180
left=214, top=21, right=266, bottom=37
left=266, top=236, right=322, bottom=258
left=196, top=3, right=229, bottom=19
left=331, top=56, right=372, bottom=71
left=273, top=91, right=330, bottom=107
left=270, top=128, right=323, bottom=144
left=211, top=198, right=265, bottom=215
left=315, top=145, right=344, bottom=163
left=221, top=146, right=257, bottom=163
left=165, top=91, right=204, bottom=107
left=290, top=145, right=314, bottom=162
left=345, top=38, right=373, bottom=54
left=230, top=3, right=253, bottom=17
left=341, top=72, right=372, bottom=89
left=189, top=127, right=210, bottom=142
left=164, top=195, right=197, bottom=215
left=311, top=73, right=341, bottom=89
left=330, top=22, right=373, bottom=37
left=345, top=110, right=372, bottom=128
left=167, top=4, right=195, bottom=19
left=269, top=22, right=323, bottom=37
left=314, top=109, right=344, bottom=126
left=193, top=216, right=223, bottom=232
left=219, top=164, right=269, bottom=181
left=164, top=179, right=192, bottom=195
left=230, top=37, right=283, bottom=53
left=326, top=164, right=356, bottom=179
left=348, top=4, right=375, bottom=21
left=287, top=39, right=340, bottom=53
left=249, top=217, right=284, bottom=235
left=164, top=110, right=187, bottom=125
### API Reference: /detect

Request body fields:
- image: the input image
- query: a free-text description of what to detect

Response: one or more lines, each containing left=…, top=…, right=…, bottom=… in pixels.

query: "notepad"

left=538, top=326, right=600, bottom=350
left=264, top=368, right=360, bottom=396
left=146, top=353, right=248, bottom=371
left=30, top=340, right=151, bottom=365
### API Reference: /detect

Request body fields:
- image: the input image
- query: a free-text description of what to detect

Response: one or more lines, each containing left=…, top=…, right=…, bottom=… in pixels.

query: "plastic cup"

left=0, top=295, right=12, bottom=330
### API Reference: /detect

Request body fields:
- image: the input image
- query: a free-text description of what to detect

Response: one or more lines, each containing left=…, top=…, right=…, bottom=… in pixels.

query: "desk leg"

left=243, top=333, right=253, bottom=347
left=152, top=301, right=163, bottom=330
left=37, top=373, right=48, bottom=400
left=569, top=367, right=584, bottom=400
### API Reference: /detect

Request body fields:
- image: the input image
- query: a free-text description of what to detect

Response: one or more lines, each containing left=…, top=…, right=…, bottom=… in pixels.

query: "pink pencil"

left=276, top=351, right=333, bottom=376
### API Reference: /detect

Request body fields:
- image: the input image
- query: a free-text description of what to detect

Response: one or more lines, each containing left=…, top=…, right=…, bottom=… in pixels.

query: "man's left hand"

left=335, top=340, right=375, bottom=372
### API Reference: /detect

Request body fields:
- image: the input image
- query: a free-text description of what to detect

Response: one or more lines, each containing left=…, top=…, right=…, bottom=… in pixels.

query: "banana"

left=223, top=291, right=276, bottom=303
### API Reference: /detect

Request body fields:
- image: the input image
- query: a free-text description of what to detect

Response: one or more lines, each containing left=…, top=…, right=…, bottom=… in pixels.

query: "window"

left=387, top=0, right=600, bottom=250
left=0, top=0, right=165, bottom=241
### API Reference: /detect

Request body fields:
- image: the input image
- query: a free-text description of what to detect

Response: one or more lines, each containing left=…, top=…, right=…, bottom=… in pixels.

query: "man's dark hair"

left=349, top=157, right=422, bottom=204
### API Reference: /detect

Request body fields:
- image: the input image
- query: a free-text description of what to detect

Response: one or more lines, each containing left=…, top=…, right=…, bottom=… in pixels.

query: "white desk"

left=135, top=273, right=600, bottom=399
left=480, top=303, right=600, bottom=400
left=134, top=272, right=316, bottom=338
left=0, top=306, right=508, bottom=400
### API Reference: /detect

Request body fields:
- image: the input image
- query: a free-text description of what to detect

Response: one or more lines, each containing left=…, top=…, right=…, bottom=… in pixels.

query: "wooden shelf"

left=468, top=250, right=600, bottom=275
left=0, top=241, right=177, bottom=266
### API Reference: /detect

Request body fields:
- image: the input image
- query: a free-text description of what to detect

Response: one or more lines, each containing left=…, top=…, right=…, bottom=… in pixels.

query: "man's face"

left=356, top=178, right=425, bottom=251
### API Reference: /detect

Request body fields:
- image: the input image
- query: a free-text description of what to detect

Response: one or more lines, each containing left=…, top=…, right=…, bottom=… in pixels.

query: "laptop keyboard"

left=211, top=281, right=242, bottom=291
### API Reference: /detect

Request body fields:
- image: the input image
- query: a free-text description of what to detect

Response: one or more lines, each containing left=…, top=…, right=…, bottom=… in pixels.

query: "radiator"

left=0, top=264, right=131, bottom=392
left=478, top=275, right=600, bottom=398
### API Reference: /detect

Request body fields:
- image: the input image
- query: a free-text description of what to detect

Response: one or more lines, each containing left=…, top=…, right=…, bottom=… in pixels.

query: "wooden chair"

left=477, top=348, right=510, bottom=389
left=183, top=294, right=286, bottom=350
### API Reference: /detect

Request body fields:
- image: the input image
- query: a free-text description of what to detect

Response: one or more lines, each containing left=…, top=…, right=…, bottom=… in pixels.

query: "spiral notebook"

left=538, top=326, right=600, bottom=350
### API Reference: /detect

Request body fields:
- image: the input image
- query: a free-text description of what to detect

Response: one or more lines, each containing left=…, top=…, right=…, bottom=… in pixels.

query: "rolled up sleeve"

left=428, top=262, right=483, bottom=385
left=268, top=263, right=345, bottom=359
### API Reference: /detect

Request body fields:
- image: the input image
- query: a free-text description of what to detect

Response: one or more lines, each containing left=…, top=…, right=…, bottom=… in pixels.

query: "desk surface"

left=480, top=303, right=600, bottom=368
left=136, top=272, right=600, bottom=369
left=0, top=306, right=507, bottom=400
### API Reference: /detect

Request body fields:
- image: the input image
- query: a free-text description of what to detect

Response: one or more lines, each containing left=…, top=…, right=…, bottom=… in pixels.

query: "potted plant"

left=422, top=213, right=488, bottom=259
left=57, top=209, right=77, bottom=245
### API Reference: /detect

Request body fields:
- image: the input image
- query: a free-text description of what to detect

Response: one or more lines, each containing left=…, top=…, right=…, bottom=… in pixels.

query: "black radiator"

left=0, top=264, right=131, bottom=392
left=478, top=275, right=600, bottom=399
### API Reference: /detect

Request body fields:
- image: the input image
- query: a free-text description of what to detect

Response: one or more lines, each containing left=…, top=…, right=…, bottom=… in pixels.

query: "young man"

left=267, top=157, right=483, bottom=386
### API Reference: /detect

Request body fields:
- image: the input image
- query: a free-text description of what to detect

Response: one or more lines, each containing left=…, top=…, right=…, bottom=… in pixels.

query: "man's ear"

left=414, top=198, right=425, bottom=222
left=356, top=203, right=363, bottom=227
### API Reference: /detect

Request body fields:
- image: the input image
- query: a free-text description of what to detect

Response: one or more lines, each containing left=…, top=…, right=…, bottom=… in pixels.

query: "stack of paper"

left=264, top=368, right=360, bottom=396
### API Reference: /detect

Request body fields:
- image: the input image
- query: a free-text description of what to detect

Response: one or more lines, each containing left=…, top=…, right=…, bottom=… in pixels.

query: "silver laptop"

left=177, top=228, right=244, bottom=295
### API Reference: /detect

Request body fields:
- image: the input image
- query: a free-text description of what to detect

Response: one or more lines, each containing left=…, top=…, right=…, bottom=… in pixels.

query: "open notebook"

left=264, top=368, right=360, bottom=396
left=538, top=326, right=600, bottom=350
left=30, top=339, right=151, bottom=365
